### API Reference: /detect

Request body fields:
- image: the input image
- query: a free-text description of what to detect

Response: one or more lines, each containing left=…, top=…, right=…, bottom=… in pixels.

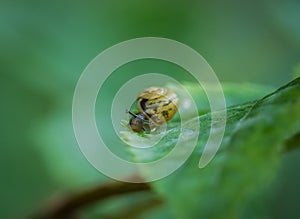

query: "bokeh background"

left=1, top=0, right=300, bottom=218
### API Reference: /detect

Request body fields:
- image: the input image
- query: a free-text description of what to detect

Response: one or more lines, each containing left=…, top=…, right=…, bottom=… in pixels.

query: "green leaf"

left=167, top=82, right=273, bottom=115
left=123, top=78, right=300, bottom=219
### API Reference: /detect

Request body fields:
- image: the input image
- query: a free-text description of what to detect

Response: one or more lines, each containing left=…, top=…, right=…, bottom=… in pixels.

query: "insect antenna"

left=125, top=109, right=137, bottom=118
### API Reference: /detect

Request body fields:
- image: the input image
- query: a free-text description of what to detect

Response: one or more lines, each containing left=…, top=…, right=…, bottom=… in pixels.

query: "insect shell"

left=127, top=86, right=179, bottom=133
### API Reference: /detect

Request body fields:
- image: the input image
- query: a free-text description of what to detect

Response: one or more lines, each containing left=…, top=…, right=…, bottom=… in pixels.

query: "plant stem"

left=28, top=179, right=152, bottom=219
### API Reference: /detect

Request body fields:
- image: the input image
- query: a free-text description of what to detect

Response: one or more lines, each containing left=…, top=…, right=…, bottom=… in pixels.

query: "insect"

left=126, top=86, right=179, bottom=132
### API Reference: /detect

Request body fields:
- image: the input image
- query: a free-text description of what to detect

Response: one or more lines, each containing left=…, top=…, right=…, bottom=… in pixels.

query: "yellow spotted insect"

left=126, top=86, right=179, bottom=133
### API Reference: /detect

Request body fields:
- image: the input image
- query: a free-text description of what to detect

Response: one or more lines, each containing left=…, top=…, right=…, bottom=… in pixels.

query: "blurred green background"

left=1, top=0, right=300, bottom=218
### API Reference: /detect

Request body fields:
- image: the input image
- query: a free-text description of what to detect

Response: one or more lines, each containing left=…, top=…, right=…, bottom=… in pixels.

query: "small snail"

left=126, top=86, right=179, bottom=132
